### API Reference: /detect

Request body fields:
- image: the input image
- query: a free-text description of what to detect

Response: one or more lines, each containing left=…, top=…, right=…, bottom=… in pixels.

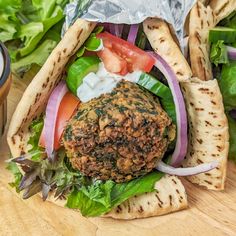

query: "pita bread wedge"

left=210, top=0, right=236, bottom=24
left=181, top=77, right=229, bottom=190
left=7, top=18, right=188, bottom=219
left=143, top=18, right=192, bottom=82
left=144, top=14, right=229, bottom=190
left=189, top=1, right=216, bottom=81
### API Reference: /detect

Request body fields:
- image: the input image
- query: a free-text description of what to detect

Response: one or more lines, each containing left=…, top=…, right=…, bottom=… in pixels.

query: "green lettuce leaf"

left=6, top=161, right=23, bottom=193
left=17, top=5, right=63, bottom=57
left=227, top=115, right=236, bottom=161
left=218, top=61, right=236, bottom=162
left=67, top=181, right=115, bottom=216
left=27, top=116, right=44, bottom=161
left=11, top=39, right=57, bottom=74
left=66, top=172, right=163, bottom=217
left=0, top=0, right=69, bottom=74
left=210, top=40, right=229, bottom=66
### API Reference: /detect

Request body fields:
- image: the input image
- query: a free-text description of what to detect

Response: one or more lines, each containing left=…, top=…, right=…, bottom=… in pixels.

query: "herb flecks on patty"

left=63, top=80, right=174, bottom=183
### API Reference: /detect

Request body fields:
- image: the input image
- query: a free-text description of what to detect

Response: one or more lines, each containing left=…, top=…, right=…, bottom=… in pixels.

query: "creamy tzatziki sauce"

left=77, top=63, right=142, bottom=102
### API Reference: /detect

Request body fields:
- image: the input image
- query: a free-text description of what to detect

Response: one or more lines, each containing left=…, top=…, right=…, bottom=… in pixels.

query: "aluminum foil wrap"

left=63, top=0, right=195, bottom=47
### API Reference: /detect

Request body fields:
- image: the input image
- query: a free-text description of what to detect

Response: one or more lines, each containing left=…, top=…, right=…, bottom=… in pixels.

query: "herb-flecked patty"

left=63, top=80, right=174, bottom=183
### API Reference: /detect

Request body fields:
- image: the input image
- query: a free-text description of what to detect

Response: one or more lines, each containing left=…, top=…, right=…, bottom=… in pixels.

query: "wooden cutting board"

left=0, top=73, right=236, bottom=236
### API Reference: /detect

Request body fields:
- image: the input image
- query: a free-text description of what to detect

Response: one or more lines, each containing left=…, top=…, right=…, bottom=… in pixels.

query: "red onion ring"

left=156, top=161, right=219, bottom=176
left=148, top=52, right=188, bottom=167
left=227, top=45, right=236, bottom=60
left=45, top=80, right=68, bottom=161
left=109, top=24, right=123, bottom=37
left=127, top=24, right=139, bottom=44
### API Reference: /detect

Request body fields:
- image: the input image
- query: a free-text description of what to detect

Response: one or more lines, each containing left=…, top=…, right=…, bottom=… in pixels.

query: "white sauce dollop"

left=77, top=63, right=142, bottom=102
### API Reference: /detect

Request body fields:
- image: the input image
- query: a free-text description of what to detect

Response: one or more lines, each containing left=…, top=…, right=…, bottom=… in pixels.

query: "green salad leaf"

left=210, top=40, right=229, bottom=66
left=6, top=161, right=23, bottom=193
left=11, top=39, right=57, bottom=74
left=28, top=116, right=44, bottom=161
left=0, top=0, right=69, bottom=74
left=66, top=172, right=163, bottom=217
left=218, top=61, right=236, bottom=162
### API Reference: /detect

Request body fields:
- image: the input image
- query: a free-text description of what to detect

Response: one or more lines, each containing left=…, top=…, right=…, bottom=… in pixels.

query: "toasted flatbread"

left=210, top=0, right=236, bottom=24
left=143, top=18, right=192, bottom=82
left=104, top=175, right=187, bottom=219
left=189, top=1, right=216, bottom=81
left=181, top=77, right=229, bottom=190
left=46, top=175, right=187, bottom=220
left=7, top=18, right=188, bottom=219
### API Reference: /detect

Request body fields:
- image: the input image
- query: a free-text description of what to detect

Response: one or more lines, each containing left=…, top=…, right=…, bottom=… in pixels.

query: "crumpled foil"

left=63, top=0, right=195, bottom=47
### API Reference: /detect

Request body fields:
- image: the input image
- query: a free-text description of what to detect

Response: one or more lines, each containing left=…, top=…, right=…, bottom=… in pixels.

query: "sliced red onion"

left=227, top=45, right=236, bottom=60
left=156, top=161, right=219, bottom=176
left=148, top=52, right=188, bottom=167
left=109, top=24, right=123, bottom=37
left=127, top=24, right=139, bottom=44
left=45, top=80, right=68, bottom=161
left=101, top=23, right=110, bottom=32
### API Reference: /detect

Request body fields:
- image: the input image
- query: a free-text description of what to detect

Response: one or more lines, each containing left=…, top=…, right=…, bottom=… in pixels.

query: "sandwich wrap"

left=7, top=17, right=189, bottom=219
left=7, top=0, right=227, bottom=219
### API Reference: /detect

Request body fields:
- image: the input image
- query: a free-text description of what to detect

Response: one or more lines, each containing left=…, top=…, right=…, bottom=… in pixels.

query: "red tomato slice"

left=97, top=32, right=155, bottom=74
left=97, top=47, right=128, bottom=75
left=39, top=92, right=80, bottom=150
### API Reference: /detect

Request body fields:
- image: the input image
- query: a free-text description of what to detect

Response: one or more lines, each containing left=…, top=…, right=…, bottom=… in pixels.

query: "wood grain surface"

left=0, top=73, right=236, bottom=236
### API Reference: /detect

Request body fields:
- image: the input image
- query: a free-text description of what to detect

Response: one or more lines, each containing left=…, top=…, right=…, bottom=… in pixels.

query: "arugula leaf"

left=210, top=40, right=229, bottom=66
left=6, top=161, right=23, bottom=193
left=218, top=61, right=236, bottom=162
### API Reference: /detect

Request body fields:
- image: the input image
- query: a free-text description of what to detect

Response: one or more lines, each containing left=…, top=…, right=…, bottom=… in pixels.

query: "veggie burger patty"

left=63, top=80, right=174, bottom=182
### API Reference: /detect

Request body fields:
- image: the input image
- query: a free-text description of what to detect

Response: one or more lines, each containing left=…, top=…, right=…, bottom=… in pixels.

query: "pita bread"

left=104, top=175, right=187, bottom=219
left=46, top=175, right=187, bottom=219
left=143, top=13, right=228, bottom=190
left=143, top=18, right=192, bottom=82
left=181, top=77, right=229, bottom=190
left=7, top=19, right=96, bottom=158
left=189, top=1, right=216, bottom=81
left=7, top=18, right=188, bottom=218
left=210, top=0, right=236, bottom=24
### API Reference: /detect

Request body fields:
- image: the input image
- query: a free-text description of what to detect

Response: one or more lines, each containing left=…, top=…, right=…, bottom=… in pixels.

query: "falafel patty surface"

left=63, top=80, right=173, bottom=182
